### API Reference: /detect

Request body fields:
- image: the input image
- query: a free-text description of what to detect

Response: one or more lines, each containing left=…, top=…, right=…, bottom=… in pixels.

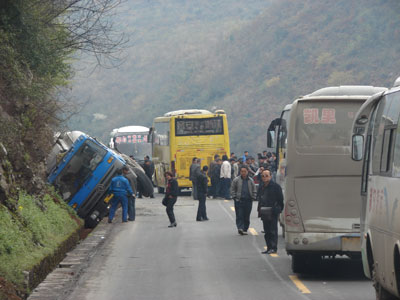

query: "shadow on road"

left=298, top=258, right=369, bottom=282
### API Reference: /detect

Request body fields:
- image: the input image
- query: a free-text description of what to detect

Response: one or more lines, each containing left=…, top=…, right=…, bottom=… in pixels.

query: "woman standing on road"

left=163, top=171, right=179, bottom=227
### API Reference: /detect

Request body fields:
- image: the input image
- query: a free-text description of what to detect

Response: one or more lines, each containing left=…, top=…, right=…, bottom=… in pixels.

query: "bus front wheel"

left=85, top=211, right=101, bottom=228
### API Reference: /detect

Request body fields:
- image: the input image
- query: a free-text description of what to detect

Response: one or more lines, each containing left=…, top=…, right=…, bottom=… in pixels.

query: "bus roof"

left=111, top=126, right=149, bottom=136
left=304, top=86, right=387, bottom=98
left=164, top=109, right=212, bottom=117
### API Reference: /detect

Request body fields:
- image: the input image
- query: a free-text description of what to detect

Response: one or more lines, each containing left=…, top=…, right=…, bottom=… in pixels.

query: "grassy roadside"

left=0, top=188, right=83, bottom=299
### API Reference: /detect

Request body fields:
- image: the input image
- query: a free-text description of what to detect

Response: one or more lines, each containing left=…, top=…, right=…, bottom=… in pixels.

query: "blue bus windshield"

left=54, top=139, right=107, bottom=202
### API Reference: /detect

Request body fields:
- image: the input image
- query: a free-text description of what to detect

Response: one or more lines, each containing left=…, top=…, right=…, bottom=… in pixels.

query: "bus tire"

left=85, top=213, right=100, bottom=228
left=158, top=187, right=165, bottom=194
left=120, top=154, right=154, bottom=197
left=134, top=167, right=154, bottom=197
left=291, top=253, right=307, bottom=274
left=373, top=264, right=397, bottom=300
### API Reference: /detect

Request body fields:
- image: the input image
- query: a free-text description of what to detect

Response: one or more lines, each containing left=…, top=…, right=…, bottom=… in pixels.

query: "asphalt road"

left=65, top=193, right=376, bottom=300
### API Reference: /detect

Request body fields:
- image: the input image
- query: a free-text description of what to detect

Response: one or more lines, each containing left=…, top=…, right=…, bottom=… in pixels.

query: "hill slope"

left=70, top=0, right=400, bottom=154
left=69, top=0, right=272, bottom=143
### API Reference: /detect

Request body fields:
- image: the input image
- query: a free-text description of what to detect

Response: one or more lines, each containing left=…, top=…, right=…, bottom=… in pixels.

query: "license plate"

left=341, top=236, right=361, bottom=251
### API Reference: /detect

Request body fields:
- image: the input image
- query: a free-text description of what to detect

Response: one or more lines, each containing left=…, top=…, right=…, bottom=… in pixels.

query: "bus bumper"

left=285, top=232, right=361, bottom=254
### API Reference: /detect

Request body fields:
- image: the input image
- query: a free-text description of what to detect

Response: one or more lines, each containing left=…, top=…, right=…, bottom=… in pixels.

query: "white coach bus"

left=282, top=85, right=386, bottom=273
left=109, top=125, right=151, bottom=163
left=351, top=79, right=400, bottom=299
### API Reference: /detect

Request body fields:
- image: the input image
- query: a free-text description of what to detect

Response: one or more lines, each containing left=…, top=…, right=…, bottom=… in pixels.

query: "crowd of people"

left=107, top=150, right=283, bottom=255
left=188, top=150, right=283, bottom=254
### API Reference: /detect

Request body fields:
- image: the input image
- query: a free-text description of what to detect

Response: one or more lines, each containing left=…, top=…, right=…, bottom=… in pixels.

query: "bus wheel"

left=373, top=265, right=397, bottom=300
left=291, top=253, right=307, bottom=274
left=158, top=187, right=165, bottom=194
left=85, top=211, right=100, bottom=228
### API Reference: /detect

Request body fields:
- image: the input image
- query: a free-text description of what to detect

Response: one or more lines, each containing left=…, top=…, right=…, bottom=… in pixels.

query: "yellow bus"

left=149, top=109, right=230, bottom=193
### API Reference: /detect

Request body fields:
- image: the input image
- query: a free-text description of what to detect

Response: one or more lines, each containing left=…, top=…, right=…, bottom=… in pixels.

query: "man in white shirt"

left=220, top=155, right=231, bottom=200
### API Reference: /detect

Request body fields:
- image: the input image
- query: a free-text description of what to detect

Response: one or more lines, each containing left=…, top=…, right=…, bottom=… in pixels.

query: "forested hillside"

left=70, top=0, right=272, bottom=146
left=70, top=0, right=400, bottom=154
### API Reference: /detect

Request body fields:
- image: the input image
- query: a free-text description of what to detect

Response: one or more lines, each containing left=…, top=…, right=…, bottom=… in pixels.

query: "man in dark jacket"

left=196, top=165, right=209, bottom=221
left=164, top=171, right=179, bottom=227
left=122, top=166, right=137, bottom=221
left=189, top=157, right=201, bottom=200
left=142, top=158, right=155, bottom=198
left=257, top=169, right=284, bottom=254
left=208, top=154, right=220, bottom=197
left=212, top=158, right=222, bottom=198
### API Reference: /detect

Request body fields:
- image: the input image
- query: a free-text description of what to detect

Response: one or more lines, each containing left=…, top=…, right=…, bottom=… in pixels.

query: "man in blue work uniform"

left=108, top=168, right=134, bottom=223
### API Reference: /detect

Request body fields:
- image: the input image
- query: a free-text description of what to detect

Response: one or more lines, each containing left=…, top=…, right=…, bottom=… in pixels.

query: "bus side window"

left=372, top=98, right=388, bottom=174
left=155, top=122, right=170, bottom=146
left=392, top=126, right=400, bottom=177
left=390, top=92, right=400, bottom=177
left=377, top=91, right=400, bottom=174
left=380, top=129, right=395, bottom=173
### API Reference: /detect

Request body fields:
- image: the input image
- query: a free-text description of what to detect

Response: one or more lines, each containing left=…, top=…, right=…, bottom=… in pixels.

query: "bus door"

left=175, top=150, right=193, bottom=187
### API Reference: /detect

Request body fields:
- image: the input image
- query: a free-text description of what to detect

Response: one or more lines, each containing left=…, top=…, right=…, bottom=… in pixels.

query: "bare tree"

left=31, top=0, right=128, bottom=67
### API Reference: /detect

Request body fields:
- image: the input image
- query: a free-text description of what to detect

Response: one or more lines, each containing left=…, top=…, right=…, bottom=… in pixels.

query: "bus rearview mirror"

left=351, top=135, right=364, bottom=161
left=267, top=131, right=275, bottom=148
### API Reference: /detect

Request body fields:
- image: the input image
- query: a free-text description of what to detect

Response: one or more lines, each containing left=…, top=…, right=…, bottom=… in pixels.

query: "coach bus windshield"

left=279, top=110, right=290, bottom=149
left=113, top=133, right=151, bottom=160
left=54, top=140, right=107, bottom=201
left=295, top=101, right=360, bottom=153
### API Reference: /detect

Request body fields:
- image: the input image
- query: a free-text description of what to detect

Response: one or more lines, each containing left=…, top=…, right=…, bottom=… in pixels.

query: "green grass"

left=0, top=189, right=81, bottom=288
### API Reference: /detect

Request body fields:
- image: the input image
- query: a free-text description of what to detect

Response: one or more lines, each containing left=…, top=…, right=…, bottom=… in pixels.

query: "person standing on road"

left=108, top=168, right=134, bottom=223
left=143, top=157, right=155, bottom=198
left=122, top=166, right=137, bottom=221
left=230, top=158, right=238, bottom=178
left=163, top=171, right=179, bottom=227
left=257, top=169, right=283, bottom=254
left=242, top=151, right=249, bottom=163
left=214, top=158, right=223, bottom=198
left=269, top=152, right=277, bottom=182
left=208, top=154, right=220, bottom=198
left=189, top=157, right=201, bottom=200
left=244, top=157, right=255, bottom=178
left=231, top=166, right=257, bottom=235
left=220, top=155, right=231, bottom=200
left=196, top=165, right=209, bottom=221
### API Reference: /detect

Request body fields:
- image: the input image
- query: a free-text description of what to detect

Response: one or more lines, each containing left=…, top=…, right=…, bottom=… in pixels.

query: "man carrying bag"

left=257, top=169, right=283, bottom=254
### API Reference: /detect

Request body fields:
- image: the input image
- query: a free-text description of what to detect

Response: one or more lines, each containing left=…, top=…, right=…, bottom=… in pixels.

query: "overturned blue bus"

left=47, top=133, right=125, bottom=227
